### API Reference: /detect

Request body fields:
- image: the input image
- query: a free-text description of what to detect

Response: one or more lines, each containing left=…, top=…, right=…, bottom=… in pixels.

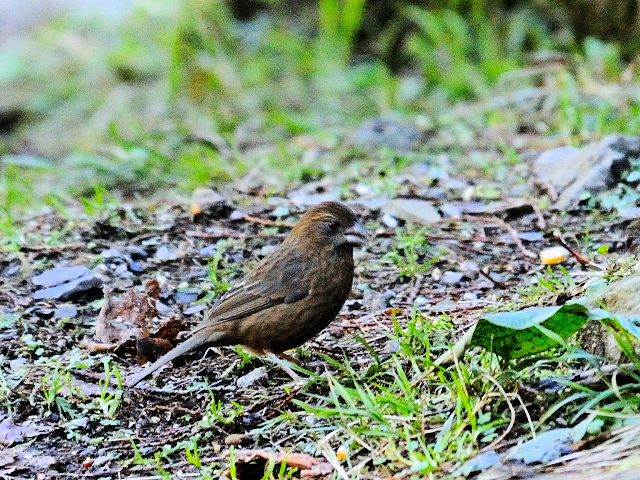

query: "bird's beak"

left=344, top=222, right=368, bottom=246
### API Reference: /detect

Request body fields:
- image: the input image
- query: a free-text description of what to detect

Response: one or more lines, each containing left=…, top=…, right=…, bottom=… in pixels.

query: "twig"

left=552, top=230, right=605, bottom=270
left=481, top=374, right=516, bottom=452
left=20, top=243, right=84, bottom=253
left=243, top=214, right=294, bottom=228
left=464, top=215, right=538, bottom=259
left=529, top=201, right=547, bottom=230
left=478, top=268, right=508, bottom=289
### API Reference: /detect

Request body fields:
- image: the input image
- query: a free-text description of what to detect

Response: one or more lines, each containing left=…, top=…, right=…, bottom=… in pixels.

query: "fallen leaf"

left=230, top=449, right=333, bottom=477
left=0, top=418, right=54, bottom=446
left=84, top=280, right=186, bottom=362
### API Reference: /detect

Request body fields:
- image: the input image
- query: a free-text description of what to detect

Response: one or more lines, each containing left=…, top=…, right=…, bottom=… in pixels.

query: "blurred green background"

left=2, top=0, right=640, bottom=220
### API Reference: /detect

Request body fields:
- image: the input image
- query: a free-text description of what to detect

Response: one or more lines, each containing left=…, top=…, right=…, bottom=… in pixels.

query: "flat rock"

left=534, top=135, right=640, bottom=209
left=32, top=266, right=102, bottom=301
left=382, top=198, right=441, bottom=225
left=236, top=366, right=268, bottom=388
left=506, top=428, right=573, bottom=464
left=440, top=271, right=464, bottom=285
left=32, top=265, right=90, bottom=287
left=154, top=245, right=178, bottom=262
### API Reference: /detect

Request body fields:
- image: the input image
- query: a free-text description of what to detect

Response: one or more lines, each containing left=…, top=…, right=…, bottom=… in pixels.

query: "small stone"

left=506, top=428, right=573, bottom=464
left=229, top=210, right=244, bottom=221
left=199, top=244, right=217, bottom=256
left=440, top=203, right=463, bottom=218
left=459, top=260, right=480, bottom=275
left=382, top=198, right=441, bottom=225
left=225, top=433, right=249, bottom=445
left=456, top=451, right=501, bottom=476
left=431, top=268, right=442, bottom=281
left=174, top=289, right=201, bottom=304
left=101, top=248, right=122, bottom=259
left=236, top=367, right=268, bottom=388
left=54, top=306, right=78, bottom=319
left=154, top=246, right=178, bottom=262
left=355, top=183, right=372, bottom=196
left=128, top=260, right=144, bottom=273
left=462, top=292, right=478, bottom=301
left=2, top=260, right=21, bottom=277
left=440, top=271, right=463, bottom=285
left=384, top=340, right=400, bottom=353
left=32, top=266, right=102, bottom=301
left=259, top=245, right=278, bottom=257
left=618, top=207, right=640, bottom=219
left=519, top=231, right=544, bottom=242
left=272, top=206, right=290, bottom=217
left=183, top=305, right=207, bottom=315
left=381, top=213, right=398, bottom=228
left=32, top=266, right=90, bottom=287
left=415, top=296, right=429, bottom=306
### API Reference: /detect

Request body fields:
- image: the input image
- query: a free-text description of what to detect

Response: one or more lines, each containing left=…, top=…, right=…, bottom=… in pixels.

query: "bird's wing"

left=190, top=254, right=311, bottom=333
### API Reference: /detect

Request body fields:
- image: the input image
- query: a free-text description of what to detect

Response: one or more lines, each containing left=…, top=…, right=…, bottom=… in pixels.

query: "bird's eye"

left=327, top=220, right=340, bottom=231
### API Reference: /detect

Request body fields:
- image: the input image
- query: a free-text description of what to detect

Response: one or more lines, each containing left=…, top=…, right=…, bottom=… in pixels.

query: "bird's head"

left=288, top=202, right=368, bottom=251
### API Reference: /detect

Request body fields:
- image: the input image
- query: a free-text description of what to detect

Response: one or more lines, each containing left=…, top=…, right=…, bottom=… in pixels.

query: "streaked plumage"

left=127, top=201, right=366, bottom=388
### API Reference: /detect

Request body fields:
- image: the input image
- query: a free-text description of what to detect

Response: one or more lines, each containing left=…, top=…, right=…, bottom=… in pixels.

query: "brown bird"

left=127, top=201, right=367, bottom=387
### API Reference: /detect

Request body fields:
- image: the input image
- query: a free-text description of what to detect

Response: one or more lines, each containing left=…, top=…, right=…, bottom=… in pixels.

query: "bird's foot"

left=267, top=352, right=307, bottom=386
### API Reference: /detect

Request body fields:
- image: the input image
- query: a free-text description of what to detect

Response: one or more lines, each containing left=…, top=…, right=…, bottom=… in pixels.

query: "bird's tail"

left=126, top=329, right=225, bottom=389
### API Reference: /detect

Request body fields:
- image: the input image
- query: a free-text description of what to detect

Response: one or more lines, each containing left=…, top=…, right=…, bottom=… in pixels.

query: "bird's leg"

left=267, top=352, right=305, bottom=384
left=276, top=351, right=301, bottom=367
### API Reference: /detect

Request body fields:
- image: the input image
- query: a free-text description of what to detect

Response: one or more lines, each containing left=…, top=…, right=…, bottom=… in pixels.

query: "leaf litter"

left=2, top=130, right=640, bottom=478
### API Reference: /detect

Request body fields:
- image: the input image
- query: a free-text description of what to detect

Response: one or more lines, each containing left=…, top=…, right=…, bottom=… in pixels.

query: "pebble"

left=382, top=198, right=441, bottom=225
left=154, top=245, right=178, bottom=261
left=32, top=266, right=102, bottom=301
left=236, top=366, right=268, bottom=388
left=381, top=213, right=398, bottom=228
left=174, top=289, right=201, bottom=304
left=440, top=271, right=464, bottom=285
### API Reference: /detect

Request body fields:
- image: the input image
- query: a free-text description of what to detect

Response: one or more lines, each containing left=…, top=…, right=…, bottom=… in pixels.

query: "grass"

left=2, top=0, right=640, bottom=220
left=2, top=1, right=640, bottom=478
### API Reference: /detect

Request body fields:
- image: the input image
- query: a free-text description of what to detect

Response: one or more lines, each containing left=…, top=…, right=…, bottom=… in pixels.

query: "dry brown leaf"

left=84, top=280, right=187, bottom=362
left=230, top=449, right=333, bottom=477
left=0, top=418, right=54, bottom=446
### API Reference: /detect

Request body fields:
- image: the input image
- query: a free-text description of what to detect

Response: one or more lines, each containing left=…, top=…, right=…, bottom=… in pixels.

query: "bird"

left=127, top=201, right=367, bottom=388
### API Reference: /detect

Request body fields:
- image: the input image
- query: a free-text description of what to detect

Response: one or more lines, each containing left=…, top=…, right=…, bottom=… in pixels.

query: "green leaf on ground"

left=470, top=303, right=590, bottom=360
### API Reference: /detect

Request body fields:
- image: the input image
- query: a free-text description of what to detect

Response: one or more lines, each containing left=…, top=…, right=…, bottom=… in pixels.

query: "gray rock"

left=440, top=271, right=464, bottom=285
left=174, top=289, right=200, bottom=304
left=457, top=450, right=501, bottom=476
left=618, top=207, right=640, bottom=219
left=154, top=245, right=178, bottom=261
left=519, top=231, right=544, bottom=242
left=183, top=304, right=207, bottom=315
left=382, top=199, right=441, bottom=225
left=32, top=265, right=89, bottom=287
left=506, top=428, right=573, bottom=464
left=272, top=206, right=290, bottom=217
left=199, top=244, right=217, bottom=256
left=440, top=203, right=463, bottom=218
left=32, top=266, right=102, bottom=301
left=236, top=366, right=268, bottom=388
left=534, top=135, right=640, bottom=209
left=54, top=306, right=78, bottom=319
left=381, top=213, right=398, bottom=228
